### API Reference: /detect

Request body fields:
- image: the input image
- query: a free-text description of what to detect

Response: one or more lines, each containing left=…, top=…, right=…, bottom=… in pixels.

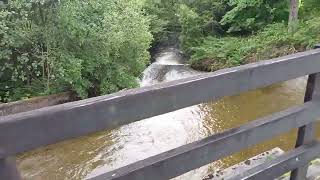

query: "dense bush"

left=57, top=0, right=152, bottom=97
left=181, top=0, right=228, bottom=36
left=1, top=0, right=319, bottom=102
left=170, top=0, right=320, bottom=72
left=301, top=0, right=320, bottom=17
left=0, top=0, right=151, bottom=102
left=190, top=17, right=320, bottom=71
left=176, top=0, right=290, bottom=54
left=178, top=4, right=204, bottom=54
left=144, top=0, right=181, bottom=44
left=220, top=0, right=289, bottom=33
left=0, top=0, right=62, bottom=102
left=177, top=0, right=228, bottom=53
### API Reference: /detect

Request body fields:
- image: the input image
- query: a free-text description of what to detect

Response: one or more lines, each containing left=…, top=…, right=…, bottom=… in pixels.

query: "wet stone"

left=244, top=160, right=251, bottom=165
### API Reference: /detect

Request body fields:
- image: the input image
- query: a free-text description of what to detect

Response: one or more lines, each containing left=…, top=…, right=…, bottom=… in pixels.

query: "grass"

left=189, top=17, right=320, bottom=72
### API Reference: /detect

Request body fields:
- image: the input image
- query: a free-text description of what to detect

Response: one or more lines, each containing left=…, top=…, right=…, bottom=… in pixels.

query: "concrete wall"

left=0, top=92, right=76, bottom=116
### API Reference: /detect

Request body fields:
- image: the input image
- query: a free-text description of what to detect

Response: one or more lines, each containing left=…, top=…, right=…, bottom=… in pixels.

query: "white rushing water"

left=86, top=48, right=211, bottom=179
left=18, top=48, right=308, bottom=180
left=140, top=48, right=200, bottom=86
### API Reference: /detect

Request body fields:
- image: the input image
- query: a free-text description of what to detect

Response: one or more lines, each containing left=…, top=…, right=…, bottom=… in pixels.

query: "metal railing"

left=1, top=46, right=320, bottom=180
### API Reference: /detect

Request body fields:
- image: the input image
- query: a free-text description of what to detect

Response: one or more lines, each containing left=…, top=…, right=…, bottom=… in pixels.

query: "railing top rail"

left=90, top=102, right=320, bottom=180
left=1, top=49, right=320, bottom=158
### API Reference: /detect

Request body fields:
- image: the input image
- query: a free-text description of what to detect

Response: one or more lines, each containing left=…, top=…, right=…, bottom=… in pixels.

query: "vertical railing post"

left=290, top=44, right=320, bottom=180
left=0, top=156, right=21, bottom=180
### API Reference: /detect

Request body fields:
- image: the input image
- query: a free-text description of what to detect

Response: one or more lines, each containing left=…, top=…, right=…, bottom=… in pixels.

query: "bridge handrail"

left=1, top=48, right=320, bottom=180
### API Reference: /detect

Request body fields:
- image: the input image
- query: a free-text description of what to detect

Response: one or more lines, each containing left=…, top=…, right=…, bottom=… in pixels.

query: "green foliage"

left=143, top=0, right=181, bottom=43
left=300, top=0, right=320, bottom=18
left=190, top=18, right=320, bottom=71
left=0, top=0, right=64, bottom=102
left=0, top=0, right=152, bottom=102
left=182, top=0, right=228, bottom=36
left=57, top=0, right=152, bottom=97
left=2, top=0, right=320, bottom=102
left=220, top=0, right=289, bottom=33
left=181, top=0, right=320, bottom=72
left=177, top=0, right=230, bottom=54
left=178, top=4, right=204, bottom=54
left=173, top=0, right=290, bottom=54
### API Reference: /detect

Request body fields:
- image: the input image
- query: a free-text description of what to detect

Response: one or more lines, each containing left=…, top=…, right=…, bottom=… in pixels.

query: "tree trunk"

left=288, top=0, right=299, bottom=33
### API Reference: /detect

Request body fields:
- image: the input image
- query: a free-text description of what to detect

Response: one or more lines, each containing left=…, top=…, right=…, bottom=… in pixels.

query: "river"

left=17, top=48, right=320, bottom=180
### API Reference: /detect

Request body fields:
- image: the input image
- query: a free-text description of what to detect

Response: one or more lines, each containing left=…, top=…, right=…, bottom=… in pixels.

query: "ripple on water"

left=18, top=48, right=312, bottom=180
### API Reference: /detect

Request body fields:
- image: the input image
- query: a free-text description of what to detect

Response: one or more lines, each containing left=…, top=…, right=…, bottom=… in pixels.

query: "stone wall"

left=0, top=92, right=76, bottom=116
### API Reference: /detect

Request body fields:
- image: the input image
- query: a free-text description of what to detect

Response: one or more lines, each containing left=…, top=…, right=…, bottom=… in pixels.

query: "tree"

left=0, top=0, right=152, bottom=102
left=57, top=0, right=152, bottom=97
left=144, top=0, right=181, bottom=44
left=220, top=0, right=288, bottom=34
left=178, top=4, right=204, bottom=53
left=288, top=0, right=299, bottom=33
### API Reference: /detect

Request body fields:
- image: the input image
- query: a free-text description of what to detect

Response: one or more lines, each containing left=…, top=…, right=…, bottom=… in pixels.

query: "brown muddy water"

left=17, top=49, right=320, bottom=180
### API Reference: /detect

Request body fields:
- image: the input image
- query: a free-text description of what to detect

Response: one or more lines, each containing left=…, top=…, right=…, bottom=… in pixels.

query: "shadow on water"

left=17, top=48, right=319, bottom=180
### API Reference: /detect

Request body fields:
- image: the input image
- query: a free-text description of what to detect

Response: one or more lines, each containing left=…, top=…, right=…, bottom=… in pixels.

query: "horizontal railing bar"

left=231, top=140, right=320, bottom=180
left=89, top=102, right=320, bottom=180
left=1, top=49, right=320, bottom=158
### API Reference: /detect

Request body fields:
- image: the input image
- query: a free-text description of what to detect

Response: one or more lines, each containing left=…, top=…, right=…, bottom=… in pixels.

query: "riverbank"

left=188, top=19, right=320, bottom=72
